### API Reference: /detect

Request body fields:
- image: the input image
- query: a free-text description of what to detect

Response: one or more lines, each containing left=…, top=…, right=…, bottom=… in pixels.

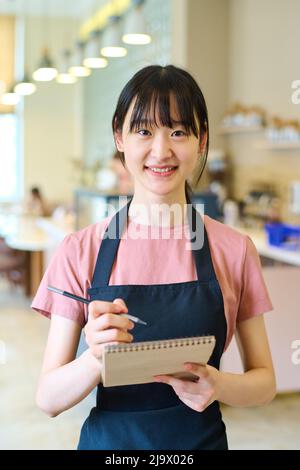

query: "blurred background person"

left=24, top=186, right=50, bottom=217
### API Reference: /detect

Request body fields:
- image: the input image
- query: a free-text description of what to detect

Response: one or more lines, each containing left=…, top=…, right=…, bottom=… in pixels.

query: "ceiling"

left=0, top=0, right=104, bottom=17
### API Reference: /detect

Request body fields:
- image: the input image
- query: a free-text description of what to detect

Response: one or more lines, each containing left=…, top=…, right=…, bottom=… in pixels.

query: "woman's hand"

left=154, top=363, right=221, bottom=412
left=84, top=298, right=134, bottom=361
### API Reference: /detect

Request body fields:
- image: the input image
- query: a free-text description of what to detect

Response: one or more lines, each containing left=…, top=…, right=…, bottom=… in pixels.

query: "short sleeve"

left=31, top=234, right=86, bottom=327
left=237, top=236, right=273, bottom=322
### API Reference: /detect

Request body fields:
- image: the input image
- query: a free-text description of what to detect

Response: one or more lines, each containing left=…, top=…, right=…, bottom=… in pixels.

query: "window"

left=0, top=114, right=20, bottom=201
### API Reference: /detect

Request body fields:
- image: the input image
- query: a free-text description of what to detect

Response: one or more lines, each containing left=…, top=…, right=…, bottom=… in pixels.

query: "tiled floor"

left=1, top=280, right=299, bottom=450
left=222, top=393, right=300, bottom=450
left=0, top=281, right=94, bottom=450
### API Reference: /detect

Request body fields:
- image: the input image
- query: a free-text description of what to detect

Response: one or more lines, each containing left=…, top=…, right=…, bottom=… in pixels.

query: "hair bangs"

left=129, top=82, right=200, bottom=138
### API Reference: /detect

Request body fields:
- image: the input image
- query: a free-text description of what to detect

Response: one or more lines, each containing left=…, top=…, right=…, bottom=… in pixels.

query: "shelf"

left=219, top=125, right=264, bottom=135
left=255, top=141, right=300, bottom=150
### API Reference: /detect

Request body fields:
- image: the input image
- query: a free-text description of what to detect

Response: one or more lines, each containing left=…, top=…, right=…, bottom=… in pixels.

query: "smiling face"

left=114, top=94, right=207, bottom=203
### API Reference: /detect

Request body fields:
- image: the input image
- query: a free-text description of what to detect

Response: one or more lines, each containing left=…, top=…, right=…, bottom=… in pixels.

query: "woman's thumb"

left=113, top=298, right=128, bottom=312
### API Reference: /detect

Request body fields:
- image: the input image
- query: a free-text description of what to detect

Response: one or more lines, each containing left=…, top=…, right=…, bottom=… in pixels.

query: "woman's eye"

left=172, top=130, right=187, bottom=137
left=137, top=129, right=151, bottom=136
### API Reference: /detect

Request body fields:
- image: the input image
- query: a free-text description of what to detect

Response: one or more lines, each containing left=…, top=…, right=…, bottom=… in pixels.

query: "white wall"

left=170, top=0, right=188, bottom=69
left=175, top=0, right=230, bottom=190
left=23, top=16, right=83, bottom=205
left=229, top=0, right=299, bottom=117
left=187, top=0, right=230, bottom=150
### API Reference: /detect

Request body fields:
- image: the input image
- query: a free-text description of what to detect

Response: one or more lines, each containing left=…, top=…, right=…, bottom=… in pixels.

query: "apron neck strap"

left=188, top=204, right=217, bottom=282
left=91, top=199, right=131, bottom=287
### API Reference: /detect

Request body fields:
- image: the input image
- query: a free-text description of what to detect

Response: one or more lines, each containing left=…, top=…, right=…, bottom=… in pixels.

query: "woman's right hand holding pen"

left=35, top=298, right=133, bottom=417
left=84, top=298, right=134, bottom=362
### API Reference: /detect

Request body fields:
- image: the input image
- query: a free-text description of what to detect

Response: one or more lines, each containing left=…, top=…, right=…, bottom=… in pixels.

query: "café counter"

left=221, top=224, right=300, bottom=393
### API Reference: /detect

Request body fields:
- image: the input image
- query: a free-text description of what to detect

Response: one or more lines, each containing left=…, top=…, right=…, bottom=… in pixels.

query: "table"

left=0, top=214, right=72, bottom=297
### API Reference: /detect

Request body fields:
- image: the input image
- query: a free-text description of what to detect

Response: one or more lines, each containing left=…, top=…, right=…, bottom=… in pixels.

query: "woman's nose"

left=151, top=134, right=172, bottom=159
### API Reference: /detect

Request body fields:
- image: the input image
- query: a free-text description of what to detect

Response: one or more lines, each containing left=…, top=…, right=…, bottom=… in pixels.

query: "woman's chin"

left=144, top=183, right=183, bottom=198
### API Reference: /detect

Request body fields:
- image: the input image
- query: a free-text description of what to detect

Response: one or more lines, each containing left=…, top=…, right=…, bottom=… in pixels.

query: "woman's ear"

left=114, top=129, right=124, bottom=152
left=199, top=131, right=208, bottom=155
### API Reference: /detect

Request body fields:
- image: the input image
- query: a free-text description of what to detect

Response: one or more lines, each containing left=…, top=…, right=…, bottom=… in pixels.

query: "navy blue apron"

left=78, top=198, right=228, bottom=450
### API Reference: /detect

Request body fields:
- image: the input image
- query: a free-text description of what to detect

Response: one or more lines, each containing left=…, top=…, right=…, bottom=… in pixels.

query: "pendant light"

left=15, top=8, right=37, bottom=95
left=14, top=73, right=37, bottom=96
left=32, top=47, right=58, bottom=82
left=69, top=41, right=91, bottom=78
left=56, top=49, right=78, bottom=84
left=101, top=16, right=127, bottom=58
left=122, top=0, right=151, bottom=45
left=56, top=0, right=78, bottom=83
left=83, top=30, right=108, bottom=69
left=32, top=2, right=57, bottom=82
left=1, top=85, right=20, bottom=106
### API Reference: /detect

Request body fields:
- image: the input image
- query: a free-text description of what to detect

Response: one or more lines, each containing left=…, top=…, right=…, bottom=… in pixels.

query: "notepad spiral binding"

left=105, top=335, right=214, bottom=354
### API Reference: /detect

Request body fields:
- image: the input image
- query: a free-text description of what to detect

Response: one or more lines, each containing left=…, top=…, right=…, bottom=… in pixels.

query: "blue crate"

left=265, top=223, right=300, bottom=250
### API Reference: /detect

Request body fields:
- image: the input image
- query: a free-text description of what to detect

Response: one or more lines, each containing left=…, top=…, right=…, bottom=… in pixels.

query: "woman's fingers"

left=154, top=375, right=198, bottom=394
left=85, top=299, right=133, bottom=359
left=93, top=313, right=134, bottom=331
left=91, top=328, right=133, bottom=345
left=88, top=299, right=128, bottom=319
left=113, top=298, right=128, bottom=311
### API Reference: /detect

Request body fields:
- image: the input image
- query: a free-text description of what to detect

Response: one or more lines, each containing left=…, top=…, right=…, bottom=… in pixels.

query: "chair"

left=0, top=237, right=27, bottom=290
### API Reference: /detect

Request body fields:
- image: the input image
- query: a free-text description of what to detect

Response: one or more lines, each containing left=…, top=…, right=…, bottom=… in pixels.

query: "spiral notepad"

left=102, top=335, right=215, bottom=387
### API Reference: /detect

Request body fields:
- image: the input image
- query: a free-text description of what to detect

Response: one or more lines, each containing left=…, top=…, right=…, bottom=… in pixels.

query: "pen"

left=47, top=285, right=147, bottom=326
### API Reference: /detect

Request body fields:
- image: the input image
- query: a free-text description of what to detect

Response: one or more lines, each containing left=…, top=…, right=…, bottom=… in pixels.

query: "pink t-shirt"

left=31, top=215, right=273, bottom=351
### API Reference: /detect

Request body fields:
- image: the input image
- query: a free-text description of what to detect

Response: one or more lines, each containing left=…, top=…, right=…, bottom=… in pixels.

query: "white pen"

left=47, top=286, right=147, bottom=325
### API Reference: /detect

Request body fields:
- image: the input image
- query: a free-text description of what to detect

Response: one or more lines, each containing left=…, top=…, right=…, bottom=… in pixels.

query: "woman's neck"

left=128, top=191, right=189, bottom=227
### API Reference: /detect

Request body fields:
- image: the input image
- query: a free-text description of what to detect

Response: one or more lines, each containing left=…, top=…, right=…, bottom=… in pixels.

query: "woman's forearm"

left=217, top=367, right=276, bottom=407
left=36, top=349, right=102, bottom=417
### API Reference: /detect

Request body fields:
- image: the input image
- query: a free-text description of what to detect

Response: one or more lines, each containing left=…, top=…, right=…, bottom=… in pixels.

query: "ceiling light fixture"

left=1, top=85, right=20, bottom=106
left=69, top=41, right=91, bottom=78
left=122, top=0, right=151, bottom=45
left=83, top=30, right=108, bottom=69
left=14, top=73, right=37, bottom=96
left=56, top=49, right=78, bottom=84
left=101, top=16, right=127, bottom=58
left=32, top=48, right=58, bottom=82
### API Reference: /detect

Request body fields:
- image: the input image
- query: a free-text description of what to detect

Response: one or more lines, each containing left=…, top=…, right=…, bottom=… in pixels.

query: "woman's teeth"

left=146, top=167, right=177, bottom=173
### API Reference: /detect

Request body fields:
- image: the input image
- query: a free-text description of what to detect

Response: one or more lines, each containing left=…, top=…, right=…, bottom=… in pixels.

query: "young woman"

left=32, top=65, right=276, bottom=450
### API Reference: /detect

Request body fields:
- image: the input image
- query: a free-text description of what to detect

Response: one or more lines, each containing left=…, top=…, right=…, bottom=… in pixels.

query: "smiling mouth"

left=144, top=166, right=178, bottom=174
